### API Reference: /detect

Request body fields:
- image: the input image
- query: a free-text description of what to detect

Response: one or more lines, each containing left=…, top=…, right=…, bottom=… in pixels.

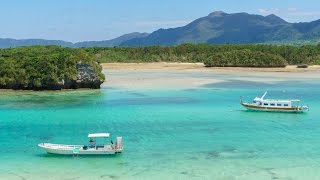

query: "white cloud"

left=136, top=20, right=192, bottom=28
left=287, top=7, right=297, bottom=12
left=257, top=7, right=320, bottom=22
left=258, top=8, right=280, bottom=15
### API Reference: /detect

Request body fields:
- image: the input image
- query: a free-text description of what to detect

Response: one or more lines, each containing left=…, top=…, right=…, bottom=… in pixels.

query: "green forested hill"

left=121, top=12, right=320, bottom=46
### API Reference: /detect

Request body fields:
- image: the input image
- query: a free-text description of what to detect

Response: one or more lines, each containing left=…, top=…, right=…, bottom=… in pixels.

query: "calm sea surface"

left=0, top=71, right=320, bottom=180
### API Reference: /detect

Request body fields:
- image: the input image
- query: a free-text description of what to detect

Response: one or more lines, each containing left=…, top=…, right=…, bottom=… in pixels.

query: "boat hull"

left=241, top=103, right=308, bottom=113
left=38, top=143, right=123, bottom=155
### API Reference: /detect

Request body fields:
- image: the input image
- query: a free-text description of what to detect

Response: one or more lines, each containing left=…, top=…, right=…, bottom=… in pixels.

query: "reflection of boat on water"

left=38, top=133, right=123, bottom=155
left=241, top=92, right=309, bottom=113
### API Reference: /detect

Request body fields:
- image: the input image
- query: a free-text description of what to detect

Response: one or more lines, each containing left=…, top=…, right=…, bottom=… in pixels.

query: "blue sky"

left=1, top=0, right=320, bottom=42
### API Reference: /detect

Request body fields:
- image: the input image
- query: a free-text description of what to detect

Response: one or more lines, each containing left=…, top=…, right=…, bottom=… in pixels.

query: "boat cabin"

left=251, top=92, right=300, bottom=108
left=252, top=98, right=298, bottom=108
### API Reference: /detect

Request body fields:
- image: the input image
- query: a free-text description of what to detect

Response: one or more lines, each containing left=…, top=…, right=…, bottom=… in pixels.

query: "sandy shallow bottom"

left=1, top=158, right=320, bottom=180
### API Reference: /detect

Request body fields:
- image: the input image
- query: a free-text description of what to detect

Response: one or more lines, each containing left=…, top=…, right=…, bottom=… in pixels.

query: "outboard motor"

left=116, top=137, right=123, bottom=151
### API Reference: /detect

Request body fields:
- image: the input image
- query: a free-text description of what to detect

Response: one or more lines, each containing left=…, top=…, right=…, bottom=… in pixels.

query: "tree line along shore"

left=85, top=43, right=320, bottom=67
left=0, top=44, right=319, bottom=90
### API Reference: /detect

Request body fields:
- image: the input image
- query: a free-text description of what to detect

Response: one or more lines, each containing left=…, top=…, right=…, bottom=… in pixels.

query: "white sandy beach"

left=101, top=62, right=320, bottom=72
left=102, top=63, right=320, bottom=89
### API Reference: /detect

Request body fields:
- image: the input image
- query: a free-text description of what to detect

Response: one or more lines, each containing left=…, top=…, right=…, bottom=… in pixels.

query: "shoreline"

left=1, top=63, right=319, bottom=92
left=0, top=88, right=101, bottom=93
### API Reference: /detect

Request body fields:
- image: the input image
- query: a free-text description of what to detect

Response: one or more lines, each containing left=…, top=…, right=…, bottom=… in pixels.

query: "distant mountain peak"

left=208, top=11, right=227, bottom=17
left=120, top=11, right=319, bottom=46
left=266, top=14, right=278, bottom=18
left=265, top=14, right=287, bottom=24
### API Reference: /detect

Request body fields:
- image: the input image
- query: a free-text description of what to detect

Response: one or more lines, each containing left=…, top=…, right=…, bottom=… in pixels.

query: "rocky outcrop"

left=62, top=63, right=104, bottom=89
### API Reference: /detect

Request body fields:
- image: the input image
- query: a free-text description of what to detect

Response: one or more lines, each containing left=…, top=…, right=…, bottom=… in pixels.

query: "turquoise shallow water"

left=0, top=72, right=320, bottom=180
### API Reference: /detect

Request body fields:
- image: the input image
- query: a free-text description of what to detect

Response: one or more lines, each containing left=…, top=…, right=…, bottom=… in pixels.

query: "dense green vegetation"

left=0, top=43, right=319, bottom=90
left=0, top=46, right=104, bottom=90
left=85, top=44, right=320, bottom=66
left=203, top=50, right=287, bottom=67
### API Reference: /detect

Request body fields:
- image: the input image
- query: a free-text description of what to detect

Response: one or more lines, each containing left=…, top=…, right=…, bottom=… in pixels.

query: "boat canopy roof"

left=258, top=91, right=301, bottom=102
left=88, top=133, right=110, bottom=138
left=263, top=99, right=300, bottom=102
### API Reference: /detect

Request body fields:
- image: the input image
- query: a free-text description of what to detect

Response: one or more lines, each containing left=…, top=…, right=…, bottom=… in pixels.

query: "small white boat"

left=38, top=133, right=123, bottom=155
left=241, top=92, right=309, bottom=113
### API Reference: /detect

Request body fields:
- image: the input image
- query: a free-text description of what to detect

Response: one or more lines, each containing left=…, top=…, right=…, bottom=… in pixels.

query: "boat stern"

left=299, top=105, right=309, bottom=112
left=115, top=137, right=124, bottom=153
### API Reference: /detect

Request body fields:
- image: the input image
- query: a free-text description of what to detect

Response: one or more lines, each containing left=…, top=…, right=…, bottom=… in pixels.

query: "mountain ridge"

left=0, top=11, right=319, bottom=48
left=74, top=32, right=149, bottom=47
left=0, top=32, right=149, bottom=48
left=121, top=11, right=320, bottom=46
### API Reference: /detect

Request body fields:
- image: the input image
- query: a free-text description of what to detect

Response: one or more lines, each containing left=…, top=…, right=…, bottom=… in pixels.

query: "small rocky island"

left=0, top=46, right=105, bottom=90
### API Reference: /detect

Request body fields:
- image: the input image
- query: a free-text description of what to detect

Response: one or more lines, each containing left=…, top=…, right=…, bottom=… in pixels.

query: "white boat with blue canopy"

left=38, top=133, right=123, bottom=155
left=241, top=92, right=309, bottom=113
